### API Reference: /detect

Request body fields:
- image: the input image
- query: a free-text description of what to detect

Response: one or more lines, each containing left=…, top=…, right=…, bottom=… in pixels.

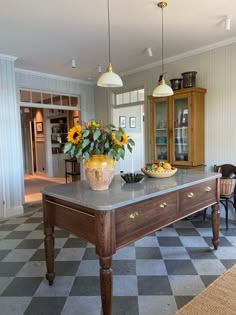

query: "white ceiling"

left=1, top=0, right=236, bottom=83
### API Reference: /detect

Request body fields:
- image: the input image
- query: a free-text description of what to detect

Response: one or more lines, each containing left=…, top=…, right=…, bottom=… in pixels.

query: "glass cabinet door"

left=173, top=96, right=189, bottom=162
left=154, top=100, right=168, bottom=161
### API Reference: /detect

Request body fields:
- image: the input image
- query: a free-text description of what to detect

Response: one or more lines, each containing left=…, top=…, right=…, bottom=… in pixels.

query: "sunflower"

left=67, top=125, right=82, bottom=144
left=112, top=131, right=128, bottom=146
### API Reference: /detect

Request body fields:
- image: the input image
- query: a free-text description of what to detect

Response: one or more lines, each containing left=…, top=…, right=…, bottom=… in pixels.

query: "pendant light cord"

left=161, top=5, right=164, bottom=76
left=107, top=0, right=111, bottom=63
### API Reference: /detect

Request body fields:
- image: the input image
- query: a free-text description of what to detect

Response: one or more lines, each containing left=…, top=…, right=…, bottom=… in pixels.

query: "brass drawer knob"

left=129, top=212, right=139, bottom=219
left=160, top=202, right=167, bottom=208
left=187, top=192, right=194, bottom=198
left=205, top=186, right=212, bottom=192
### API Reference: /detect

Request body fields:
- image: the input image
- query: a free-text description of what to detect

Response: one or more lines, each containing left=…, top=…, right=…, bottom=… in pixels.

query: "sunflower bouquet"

left=63, top=120, right=135, bottom=161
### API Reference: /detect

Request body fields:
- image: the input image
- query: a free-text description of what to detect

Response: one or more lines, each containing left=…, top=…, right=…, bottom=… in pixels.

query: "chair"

left=203, top=164, right=236, bottom=229
left=214, top=164, right=236, bottom=229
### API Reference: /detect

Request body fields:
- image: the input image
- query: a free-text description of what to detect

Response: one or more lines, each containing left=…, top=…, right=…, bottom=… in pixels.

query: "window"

left=20, top=89, right=79, bottom=108
left=114, top=88, right=144, bottom=106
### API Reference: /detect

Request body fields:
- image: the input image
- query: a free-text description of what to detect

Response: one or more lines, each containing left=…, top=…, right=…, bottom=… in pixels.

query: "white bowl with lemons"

left=141, top=162, right=177, bottom=178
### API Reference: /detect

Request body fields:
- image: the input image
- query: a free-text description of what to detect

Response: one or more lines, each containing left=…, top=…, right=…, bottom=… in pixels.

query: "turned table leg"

left=44, top=226, right=55, bottom=285
left=211, top=203, right=220, bottom=250
left=99, top=256, right=112, bottom=315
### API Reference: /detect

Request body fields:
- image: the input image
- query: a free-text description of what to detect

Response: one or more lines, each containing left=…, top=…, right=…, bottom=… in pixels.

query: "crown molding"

left=15, top=68, right=95, bottom=86
left=0, top=53, right=18, bottom=61
left=121, top=37, right=236, bottom=77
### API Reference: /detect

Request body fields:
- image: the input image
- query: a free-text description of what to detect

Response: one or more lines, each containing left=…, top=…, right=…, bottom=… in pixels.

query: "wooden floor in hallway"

left=24, top=174, right=66, bottom=203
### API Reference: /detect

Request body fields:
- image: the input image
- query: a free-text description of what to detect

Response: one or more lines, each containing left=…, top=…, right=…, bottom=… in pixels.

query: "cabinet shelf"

left=50, top=116, right=68, bottom=159
left=174, top=126, right=188, bottom=130
left=175, top=144, right=188, bottom=146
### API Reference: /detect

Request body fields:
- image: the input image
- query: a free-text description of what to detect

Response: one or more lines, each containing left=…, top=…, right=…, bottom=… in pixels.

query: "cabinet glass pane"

left=155, top=100, right=168, bottom=160
left=173, top=97, right=188, bottom=162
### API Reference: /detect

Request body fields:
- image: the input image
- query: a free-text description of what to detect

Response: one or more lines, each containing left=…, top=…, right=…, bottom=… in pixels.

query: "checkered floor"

left=0, top=203, right=236, bottom=315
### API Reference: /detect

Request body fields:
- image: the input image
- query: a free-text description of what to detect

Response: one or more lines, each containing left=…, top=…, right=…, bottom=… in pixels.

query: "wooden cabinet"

left=149, top=87, right=206, bottom=167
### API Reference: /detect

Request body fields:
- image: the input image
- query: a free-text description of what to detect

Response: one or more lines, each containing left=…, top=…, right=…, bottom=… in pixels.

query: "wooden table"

left=42, top=169, right=221, bottom=315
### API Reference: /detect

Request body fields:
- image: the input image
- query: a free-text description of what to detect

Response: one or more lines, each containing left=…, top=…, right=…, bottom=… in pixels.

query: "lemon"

left=156, top=166, right=164, bottom=172
left=163, top=162, right=171, bottom=170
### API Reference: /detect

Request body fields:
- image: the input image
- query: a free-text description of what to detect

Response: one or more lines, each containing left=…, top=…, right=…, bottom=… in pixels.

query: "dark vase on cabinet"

left=148, top=87, right=206, bottom=168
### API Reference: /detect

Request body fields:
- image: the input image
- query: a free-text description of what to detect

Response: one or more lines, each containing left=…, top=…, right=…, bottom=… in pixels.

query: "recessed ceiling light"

left=225, top=16, right=231, bottom=30
left=147, top=47, right=153, bottom=57
left=72, top=59, right=76, bottom=68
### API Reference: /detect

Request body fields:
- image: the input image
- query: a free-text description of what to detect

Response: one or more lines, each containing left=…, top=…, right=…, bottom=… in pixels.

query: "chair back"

left=214, top=164, right=236, bottom=178
left=214, top=164, right=236, bottom=197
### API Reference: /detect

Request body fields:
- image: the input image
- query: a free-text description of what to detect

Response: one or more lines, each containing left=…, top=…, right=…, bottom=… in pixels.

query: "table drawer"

left=115, top=191, right=177, bottom=247
left=179, top=180, right=217, bottom=214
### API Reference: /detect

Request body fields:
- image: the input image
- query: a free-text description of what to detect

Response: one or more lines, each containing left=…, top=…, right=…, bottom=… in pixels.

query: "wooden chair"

left=204, top=164, right=236, bottom=229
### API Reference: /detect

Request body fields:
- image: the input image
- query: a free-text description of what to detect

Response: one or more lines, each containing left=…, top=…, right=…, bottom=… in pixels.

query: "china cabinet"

left=149, top=87, right=206, bottom=167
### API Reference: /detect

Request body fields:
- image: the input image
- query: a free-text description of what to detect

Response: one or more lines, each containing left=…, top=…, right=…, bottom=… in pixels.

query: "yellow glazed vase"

left=84, top=155, right=115, bottom=191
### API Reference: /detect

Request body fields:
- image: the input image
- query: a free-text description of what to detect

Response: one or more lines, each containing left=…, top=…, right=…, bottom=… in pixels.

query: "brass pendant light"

left=152, top=2, right=173, bottom=97
left=97, top=0, right=123, bottom=87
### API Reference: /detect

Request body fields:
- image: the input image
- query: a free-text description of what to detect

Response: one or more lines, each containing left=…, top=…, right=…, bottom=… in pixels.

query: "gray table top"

left=41, top=169, right=221, bottom=211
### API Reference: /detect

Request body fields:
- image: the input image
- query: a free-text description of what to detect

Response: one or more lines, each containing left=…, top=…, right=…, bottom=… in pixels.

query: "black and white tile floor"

left=0, top=203, right=236, bottom=315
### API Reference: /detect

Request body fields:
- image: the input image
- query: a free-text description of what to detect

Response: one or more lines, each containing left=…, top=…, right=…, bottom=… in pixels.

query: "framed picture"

left=119, top=116, right=126, bottom=128
left=36, top=122, right=43, bottom=133
left=73, top=116, right=79, bottom=126
left=129, top=117, right=136, bottom=128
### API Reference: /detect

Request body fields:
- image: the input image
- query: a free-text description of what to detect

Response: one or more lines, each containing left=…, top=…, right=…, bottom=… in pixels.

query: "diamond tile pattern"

left=0, top=206, right=236, bottom=315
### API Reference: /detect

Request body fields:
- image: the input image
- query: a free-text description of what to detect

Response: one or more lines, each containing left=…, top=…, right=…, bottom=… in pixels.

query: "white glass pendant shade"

left=97, top=63, right=123, bottom=87
left=152, top=78, right=173, bottom=97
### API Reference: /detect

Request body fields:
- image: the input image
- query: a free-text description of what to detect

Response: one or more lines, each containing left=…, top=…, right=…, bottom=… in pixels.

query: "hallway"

left=24, top=174, right=65, bottom=203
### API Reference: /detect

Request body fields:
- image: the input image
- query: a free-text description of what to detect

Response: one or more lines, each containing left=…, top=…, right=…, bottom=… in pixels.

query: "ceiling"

left=1, top=0, right=236, bottom=83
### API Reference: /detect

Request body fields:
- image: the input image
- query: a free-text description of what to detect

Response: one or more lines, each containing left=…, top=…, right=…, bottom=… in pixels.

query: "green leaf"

left=93, top=130, right=101, bottom=141
left=104, top=140, right=110, bottom=149
left=128, top=138, right=135, bottom=146
left=63, top=142, right=72, bottom=153
left=83, top=129, right=90, bottom=137
left=127, top=143, right=133, bottom=153
left=115, top=131, right=121, bottom=141
left=82, top=138, right=90, bottom=148
left=70, top=146, right=76, bottom=156
left=118, top=148, right=125, bottom=159
left=83, top=151, right=90, bottom=160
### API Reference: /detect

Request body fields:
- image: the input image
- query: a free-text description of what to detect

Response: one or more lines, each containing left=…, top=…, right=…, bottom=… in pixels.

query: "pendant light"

left=97, top=0, right=123, bottom=87
left=152, top=2, right=173, bottom=97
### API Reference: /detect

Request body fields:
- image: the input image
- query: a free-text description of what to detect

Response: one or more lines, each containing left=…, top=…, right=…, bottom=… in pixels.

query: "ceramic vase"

left=84, top=155, right=114, bottom=191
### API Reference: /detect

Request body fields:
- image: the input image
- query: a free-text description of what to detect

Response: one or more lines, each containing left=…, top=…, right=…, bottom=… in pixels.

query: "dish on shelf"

left=141, top=167, right=177, bottom=178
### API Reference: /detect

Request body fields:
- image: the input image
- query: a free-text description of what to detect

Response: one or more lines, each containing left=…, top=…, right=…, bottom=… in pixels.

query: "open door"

left=22, top=120, right=35, bottom=175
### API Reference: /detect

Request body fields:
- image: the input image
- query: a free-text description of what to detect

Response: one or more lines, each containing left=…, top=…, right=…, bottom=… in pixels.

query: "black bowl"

left=120, top=173, right=144, bottom=183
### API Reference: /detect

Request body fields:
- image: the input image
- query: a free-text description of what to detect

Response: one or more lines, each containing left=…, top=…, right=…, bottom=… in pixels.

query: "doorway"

left=21, top=108, right=35, bottom=175
left=112, top=104, right=145, bottom=174
left=20, top=107, right=64, bottom=203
